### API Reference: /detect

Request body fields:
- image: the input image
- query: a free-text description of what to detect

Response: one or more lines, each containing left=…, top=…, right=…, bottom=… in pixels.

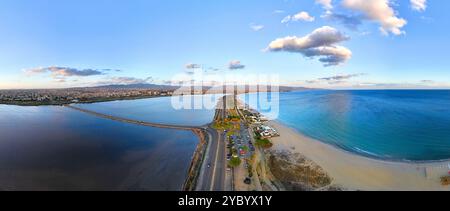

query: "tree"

left=228, top=157, right=241, bottom=167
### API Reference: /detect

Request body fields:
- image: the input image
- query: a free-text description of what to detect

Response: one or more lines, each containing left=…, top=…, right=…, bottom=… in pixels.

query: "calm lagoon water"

left=73, top=95, right=221, bottom=126
left=0, top=105, right=198, bottom=191
left=241, top=90, right=450, bottom=161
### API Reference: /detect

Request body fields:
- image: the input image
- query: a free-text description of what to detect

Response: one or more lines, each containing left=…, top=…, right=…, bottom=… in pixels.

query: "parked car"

left=244, top=177, right=252, bottom=185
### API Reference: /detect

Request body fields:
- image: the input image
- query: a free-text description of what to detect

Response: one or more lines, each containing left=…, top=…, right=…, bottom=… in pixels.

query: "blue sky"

left=0, top=0, right=449, bottom=89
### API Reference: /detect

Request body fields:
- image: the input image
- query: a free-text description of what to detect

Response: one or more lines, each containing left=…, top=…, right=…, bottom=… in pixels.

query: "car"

left=244, top=178, right=252, bottom=185
left=207, top=163, right=211, bottom=168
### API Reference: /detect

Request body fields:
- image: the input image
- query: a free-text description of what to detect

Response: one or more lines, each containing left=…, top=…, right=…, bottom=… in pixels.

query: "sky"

left=0, top=0, right=449, bottom=89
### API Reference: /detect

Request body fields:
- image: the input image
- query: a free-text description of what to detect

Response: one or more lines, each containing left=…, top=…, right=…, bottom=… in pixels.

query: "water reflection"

left=0, top=105, right=198, bottom=190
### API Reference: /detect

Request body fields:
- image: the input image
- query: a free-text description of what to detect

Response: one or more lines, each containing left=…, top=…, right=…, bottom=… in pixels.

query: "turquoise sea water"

left=241, top=90, right=450, bottom=161
left=0, top=105, right=198, bottom=190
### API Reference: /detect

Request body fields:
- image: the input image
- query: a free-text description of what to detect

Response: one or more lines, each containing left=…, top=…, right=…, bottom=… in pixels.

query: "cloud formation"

left=266, top=26, right=352, bottom=66
left=420, top=80, right=434, bottom=84
left=298, top=73, right=366, bottom=87
left=316, top=0, right=333, bottom=10
left=411, top=0, right=427, bottom=12
left=319, top=73, right=366, bottom=81
left=228, top=60, right=246, bottom=70
left=282, top=11, right=315, bottom=23
left=185, top=63, right=201, bottom=69
left=25, top=66, right=105, bottom=77
left=273, top=10, right=285, bottom=14
left=250, top=23, right=264, bottom=31
left=322, top=11, right=362, bottom=30
left=342, top=0, right=407, bottom=36
left=98, top=77, right=154, bottom=85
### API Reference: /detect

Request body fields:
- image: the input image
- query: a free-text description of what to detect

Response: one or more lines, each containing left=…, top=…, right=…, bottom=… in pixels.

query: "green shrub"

left=228, top=157, right=242, bottom=167
left=255, top=138, right=273, bottom=149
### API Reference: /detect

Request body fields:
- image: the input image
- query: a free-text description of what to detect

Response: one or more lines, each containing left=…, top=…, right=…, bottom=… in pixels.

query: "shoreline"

left=183, top=128, right=208, bottom=191
left=1, top=96, right=215, bottom=191
left=0, top=95, right=171, bottom=107
left=274, top=120, right=450, bottom=165
left=268, top=120, right=450, bottom=191
left=0, top=90, right=301, bottom=107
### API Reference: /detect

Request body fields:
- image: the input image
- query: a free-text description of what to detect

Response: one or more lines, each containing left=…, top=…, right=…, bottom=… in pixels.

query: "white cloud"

left=281, top=16, right=292, bottom=24
left=411, top=0, right=427, bottom=12
left=266, top=26, right=352, bottom=66
left=25, top=66, right=105, bottom=77
left=316, top=0, right=333, bottom=10
left=319, top=73, right=366, bottom=82
left=273, top=10, right=285, bottom=14
left=342, top=0, right=407, bottom=36
left=228, top=60, right=246, bottom=70
left=292, top=12, right=315, bottom=22
left=282, top=11, right=315, bottom=23
left=249, top=23, right=264, bottom=31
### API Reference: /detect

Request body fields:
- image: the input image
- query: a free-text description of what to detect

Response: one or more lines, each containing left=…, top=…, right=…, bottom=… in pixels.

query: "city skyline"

left=1, top=0, right=449, bottom=90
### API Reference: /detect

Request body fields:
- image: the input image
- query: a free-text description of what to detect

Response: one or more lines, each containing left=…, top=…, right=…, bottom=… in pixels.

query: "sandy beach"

left=268, top=121, right=450, bottom=191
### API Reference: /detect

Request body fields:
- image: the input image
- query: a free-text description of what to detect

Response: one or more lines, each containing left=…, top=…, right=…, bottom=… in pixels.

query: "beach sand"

left=268, top=121, right=450, bottom=191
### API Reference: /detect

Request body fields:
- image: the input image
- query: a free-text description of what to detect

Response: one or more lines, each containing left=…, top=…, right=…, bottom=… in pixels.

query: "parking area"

left=226, top=123, right=255, bottom=163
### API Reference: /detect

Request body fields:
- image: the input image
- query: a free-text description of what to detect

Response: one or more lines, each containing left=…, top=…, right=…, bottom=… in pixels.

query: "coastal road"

left=197, top=110, right=227, bottom=191
left=67, top=100, right=229, bottom=191
left=65, top=105, right=202, bottom=131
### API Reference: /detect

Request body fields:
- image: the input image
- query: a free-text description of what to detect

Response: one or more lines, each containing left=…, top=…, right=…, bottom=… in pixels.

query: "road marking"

left=210, top=133, right=222, bottom=191
left=210, top=131, right=221, bottom=191
left=195, top=128, right=213, bottom=191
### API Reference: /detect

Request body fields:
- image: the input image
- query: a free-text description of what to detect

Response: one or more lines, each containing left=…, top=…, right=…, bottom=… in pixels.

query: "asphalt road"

left=68, top=97, right=231, bottom=191
left=197, top=96, right=238, bottom=191
left=197, top=108, right=228, bottom=191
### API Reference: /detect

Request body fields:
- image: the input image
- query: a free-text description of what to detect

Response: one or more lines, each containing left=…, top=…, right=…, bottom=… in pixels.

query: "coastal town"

left=0, top=85, right=308, bottom=106
left=0, top=88, right=175, bottom=105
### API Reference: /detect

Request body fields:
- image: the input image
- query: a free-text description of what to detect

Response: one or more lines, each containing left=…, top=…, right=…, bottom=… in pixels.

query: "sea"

left=240, top=90, right=450, bottom=161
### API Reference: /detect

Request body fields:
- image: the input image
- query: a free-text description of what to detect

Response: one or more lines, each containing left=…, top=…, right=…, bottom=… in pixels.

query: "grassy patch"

left=228, top=157, right=242, bottom=167
left=241, top=145, right=250, bottom=152
left=254, top=137, right=273, bottom=149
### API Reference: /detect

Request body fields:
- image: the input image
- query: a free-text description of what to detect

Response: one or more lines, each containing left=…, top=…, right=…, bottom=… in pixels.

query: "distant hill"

left=93, top=83, right=313, bottom=92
